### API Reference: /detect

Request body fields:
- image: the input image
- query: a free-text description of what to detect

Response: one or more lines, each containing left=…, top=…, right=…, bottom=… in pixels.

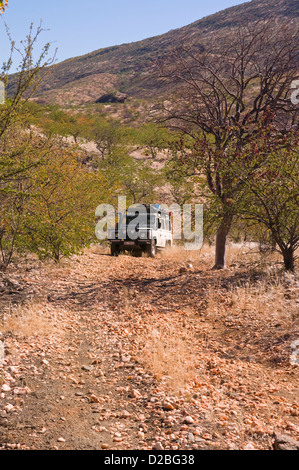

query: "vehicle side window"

left=150, top=215, right=157, bottom=229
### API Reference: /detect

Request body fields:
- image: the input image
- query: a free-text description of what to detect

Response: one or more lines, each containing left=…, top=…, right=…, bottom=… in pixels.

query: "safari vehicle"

left=109, top=204, right=172, bottom=257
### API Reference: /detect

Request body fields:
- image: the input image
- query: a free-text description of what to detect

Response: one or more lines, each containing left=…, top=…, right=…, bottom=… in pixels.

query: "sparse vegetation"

left=0, top=0, right=298, bottom=452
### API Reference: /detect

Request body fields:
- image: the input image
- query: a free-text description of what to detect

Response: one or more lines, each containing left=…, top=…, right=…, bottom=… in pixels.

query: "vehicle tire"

left=147, top=239, right=157, bottom=258
left=111, top=244, right=120, bottom=256
left=132, top=248, right=142, bottom=257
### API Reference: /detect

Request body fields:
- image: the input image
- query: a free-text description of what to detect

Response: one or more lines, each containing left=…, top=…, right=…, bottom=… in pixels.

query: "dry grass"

left=161, top=244, right=201, bottom=266
left=1, top=301, right=58, bottom=339
left=207, top=275, right=297, bottom=322
left=140, top=324, right=196, bottom=393
left=165, top=241, right=298, bottom=270
left=162, top=242, right=264, bottom=268
left=85, top=244, right=110, bottom=255
left=119, top=282, right=197, bottom=393
left=125, top=242, right=298, bottom=388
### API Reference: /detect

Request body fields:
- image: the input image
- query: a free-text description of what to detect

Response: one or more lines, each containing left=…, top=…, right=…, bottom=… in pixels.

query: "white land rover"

left=109, top=204, right=173, bottom=257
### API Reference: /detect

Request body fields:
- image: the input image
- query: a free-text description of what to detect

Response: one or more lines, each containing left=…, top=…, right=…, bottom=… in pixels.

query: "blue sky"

left=1, top=0, right=249, bottom=70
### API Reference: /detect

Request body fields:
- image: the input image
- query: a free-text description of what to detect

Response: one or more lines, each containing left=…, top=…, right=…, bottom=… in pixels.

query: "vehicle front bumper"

left=110, top=239, right=151, bottom=250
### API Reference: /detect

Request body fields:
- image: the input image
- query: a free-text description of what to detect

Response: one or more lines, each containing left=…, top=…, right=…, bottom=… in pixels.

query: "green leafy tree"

left=98, top=151, right=161, bottom=205
left=0, top=123, right=52, bottom=269
left=0, top=23, right=55, bottom=269
left=41, top=108, right=92, bottom=143
left=19, top=147, right=109, bottom=262
left=87, top=117, right=123, bottom=161
left=0, top=25, right=108, bottom=269
left=135, top=123, right=174, bottom=159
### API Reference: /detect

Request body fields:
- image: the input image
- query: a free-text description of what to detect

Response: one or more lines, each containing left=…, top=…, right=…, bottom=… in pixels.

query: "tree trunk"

left=212, top=213, right=233, bottom=270
left=282, top=247, right=295, bottom=271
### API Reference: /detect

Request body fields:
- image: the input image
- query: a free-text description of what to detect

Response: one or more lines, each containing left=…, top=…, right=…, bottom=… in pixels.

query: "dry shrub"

left=140, top=325, right=196, bottom=393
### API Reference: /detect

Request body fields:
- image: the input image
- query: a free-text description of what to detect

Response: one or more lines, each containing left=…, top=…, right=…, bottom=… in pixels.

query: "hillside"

left=7, top=0, right=299, bottom=107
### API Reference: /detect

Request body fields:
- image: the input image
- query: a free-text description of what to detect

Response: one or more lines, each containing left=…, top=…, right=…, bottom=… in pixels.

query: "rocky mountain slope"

left=7, top=0, right=299, bottom=106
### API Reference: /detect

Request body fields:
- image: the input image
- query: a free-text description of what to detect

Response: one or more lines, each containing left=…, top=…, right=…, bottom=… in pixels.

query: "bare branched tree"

left=157, top=19, right=299, bottom=268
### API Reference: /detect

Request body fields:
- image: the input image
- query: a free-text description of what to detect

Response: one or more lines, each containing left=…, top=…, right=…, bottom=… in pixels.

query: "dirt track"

left=0, top=247, right=298, bottom=450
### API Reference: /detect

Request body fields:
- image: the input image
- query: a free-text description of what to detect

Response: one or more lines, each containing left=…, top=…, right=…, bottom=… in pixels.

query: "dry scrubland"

left=0, top=244, right=298, bottom=450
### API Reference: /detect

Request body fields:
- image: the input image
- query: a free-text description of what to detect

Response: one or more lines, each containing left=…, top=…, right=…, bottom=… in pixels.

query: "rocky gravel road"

left=0, top=247, right=298, bottom=450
